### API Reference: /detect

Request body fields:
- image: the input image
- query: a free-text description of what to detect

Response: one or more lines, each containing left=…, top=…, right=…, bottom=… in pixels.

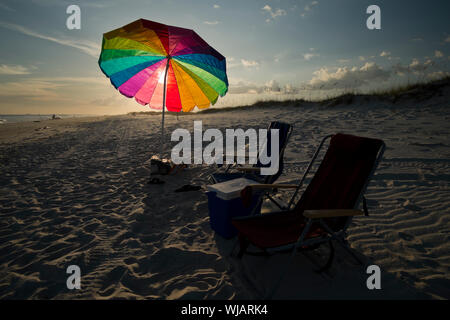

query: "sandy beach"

left=0, top=80, right=449, bottom=300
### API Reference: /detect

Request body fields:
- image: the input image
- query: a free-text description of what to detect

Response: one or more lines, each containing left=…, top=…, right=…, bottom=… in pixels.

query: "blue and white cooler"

left=206, top=178, right=262, bottom=239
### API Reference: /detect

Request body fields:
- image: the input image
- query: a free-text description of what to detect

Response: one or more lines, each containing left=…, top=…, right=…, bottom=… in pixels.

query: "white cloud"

left=0, top=64, right=31, bottom=75
left=0, top=22, right=100, bottom=57
left=226, top=58, right=260, bottom=69
left=0, top=76, right=106, bottom=102
left=391, top=58, right=435, bottom=76
left=213, top=4, right=220, bottom=9
left=380, top=51, right=391, bottom=57
left=435, top=50, right=444, bottom=58
left=303, top=53, right=319, bottom=61
left=0, top=76, right=102, bottom=90
left=34, top=76, right=105, bottom=84
left=227, top=78, right=259, bottom=94
left=302, top=48, right=319, bottom=60
left=227, top=57, right=242, bottom=69
left=90, top=93, right=125, bottom=106
left=304, top=1, right=318, bottom=11
left=265, top=80, right=280, bottom=92
left=427, top=71, right=450, bottom=79
left=357, top=56, right=373, bottom=61
left=262, top=5, right=287, bottom=22
left=301, top=1, right=319, bottom=17
left=241, top=59, right=259, bottom=68
left=228, top=78, right=298, bottom=94
left=231, top=54, right=449, bottom=95
left=309, top=62, right=391, bottom=89
left=0, top=79, right=63, bottom=98
left=203, top=21, right=219, bottom=25
left=410, top=58, right=420, bottom=68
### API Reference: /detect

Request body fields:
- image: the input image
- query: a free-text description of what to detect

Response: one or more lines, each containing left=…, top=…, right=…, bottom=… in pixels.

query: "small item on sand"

left=35, top=126, right=50, bottom=131
left=150, top=155, right=173, bottom=175
left=148, top=177, right=165, bottom=185
left=150, top=155, right=188, bottom=175
left=175, top=185, right=202, bottom=193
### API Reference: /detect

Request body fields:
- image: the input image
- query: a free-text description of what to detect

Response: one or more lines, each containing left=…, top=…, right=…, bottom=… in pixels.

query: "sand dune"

left=0, top=82, right=449, bottom=299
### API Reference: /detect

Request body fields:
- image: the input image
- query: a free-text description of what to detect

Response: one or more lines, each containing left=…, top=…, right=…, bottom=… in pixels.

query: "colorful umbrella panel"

left=99, top=19, right=228, bottom=113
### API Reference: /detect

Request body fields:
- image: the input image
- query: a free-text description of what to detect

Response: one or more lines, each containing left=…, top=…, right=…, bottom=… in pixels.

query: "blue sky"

left=0, top=0, right=449, bottom=114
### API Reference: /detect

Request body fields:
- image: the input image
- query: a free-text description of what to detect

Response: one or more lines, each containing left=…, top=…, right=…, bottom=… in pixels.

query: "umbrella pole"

left=161, top=57, right=171, bottom=156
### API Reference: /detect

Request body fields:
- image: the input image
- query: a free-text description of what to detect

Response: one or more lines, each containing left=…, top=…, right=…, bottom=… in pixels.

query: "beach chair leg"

left=264, top=219, right=312, bottom=299
left=335, top=237, right=365, bottom=265
left=229, top=237, right=240, bottom=257
left=224, top=163, right=233, bottom=173
left=320, top=220, right=365, bottom=266
left=266, top=194, right=287, bottom=210
left=237, top=236, right=250, bottom=259
left=314, top=240, right=335, bottom=273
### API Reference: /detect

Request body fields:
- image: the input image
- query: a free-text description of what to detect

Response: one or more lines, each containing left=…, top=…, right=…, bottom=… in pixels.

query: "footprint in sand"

left=402, top=200, right=422, bottom=212
left=398, top=231, right=415, bottom=241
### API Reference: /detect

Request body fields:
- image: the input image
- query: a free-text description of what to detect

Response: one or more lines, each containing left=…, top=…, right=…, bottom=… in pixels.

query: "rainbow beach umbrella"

left=98, top=19, right=228, bottom=153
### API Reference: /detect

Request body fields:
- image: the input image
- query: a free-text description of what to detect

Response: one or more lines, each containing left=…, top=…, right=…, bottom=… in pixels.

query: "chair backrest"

left=255, top=121, right=293, bottom=184
left=295, top=133, right=384, bottom=231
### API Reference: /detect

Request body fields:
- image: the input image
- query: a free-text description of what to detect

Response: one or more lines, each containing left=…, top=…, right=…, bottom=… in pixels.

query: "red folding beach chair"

left=231, top=133, right=386, bottom=298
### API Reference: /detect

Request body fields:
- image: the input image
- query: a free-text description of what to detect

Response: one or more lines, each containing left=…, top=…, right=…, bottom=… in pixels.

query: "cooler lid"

left=206, top=177, right=260, bottom=200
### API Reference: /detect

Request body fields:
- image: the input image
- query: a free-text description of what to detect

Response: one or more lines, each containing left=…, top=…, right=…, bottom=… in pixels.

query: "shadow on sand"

left=214, top=233, right=430, bottom=299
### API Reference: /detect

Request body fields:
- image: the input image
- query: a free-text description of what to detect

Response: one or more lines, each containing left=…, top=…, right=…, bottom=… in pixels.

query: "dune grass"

left=128, top=76, right=450, bottom=116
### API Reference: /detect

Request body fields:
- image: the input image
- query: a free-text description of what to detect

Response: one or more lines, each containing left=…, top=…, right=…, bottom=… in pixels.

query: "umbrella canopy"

left=99, top=19, right=228, bottom=112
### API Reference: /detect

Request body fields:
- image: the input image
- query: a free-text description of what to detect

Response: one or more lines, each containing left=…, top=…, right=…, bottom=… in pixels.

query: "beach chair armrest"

left=240, top=184, right=297, bottom=210
left=235, top=167, right=261, bottom=172
left=303, top=209, right=364, bottom=219
left=247, top=184, right=298, bottom=190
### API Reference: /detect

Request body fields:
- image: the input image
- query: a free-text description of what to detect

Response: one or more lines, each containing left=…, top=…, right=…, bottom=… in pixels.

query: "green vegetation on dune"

left=128, top=76, right=450, bottom=116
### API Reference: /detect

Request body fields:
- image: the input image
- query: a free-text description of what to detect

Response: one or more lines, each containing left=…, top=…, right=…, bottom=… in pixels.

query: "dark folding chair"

left=231, top=133, right=386, bottom=298
left=211, top=121, right=293, bottom=184
left=210, top=121, right=293, bottom=211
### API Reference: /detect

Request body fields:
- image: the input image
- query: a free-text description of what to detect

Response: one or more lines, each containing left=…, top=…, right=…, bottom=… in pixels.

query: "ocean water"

left=0, top=114, right=91, bottom=124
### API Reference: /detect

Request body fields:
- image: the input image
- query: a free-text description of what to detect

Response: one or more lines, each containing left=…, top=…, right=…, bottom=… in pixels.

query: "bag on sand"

left=150, top=156, right=172, bottom=175
left=150, top=155, right=188, bottom=175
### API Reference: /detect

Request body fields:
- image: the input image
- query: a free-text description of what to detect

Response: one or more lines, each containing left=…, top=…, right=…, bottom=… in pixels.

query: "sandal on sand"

left=148, top=177, right=165, bottom=185
left=169, top=164, right=188, bottom=175
left=175, top=184, right=201, bottom=192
